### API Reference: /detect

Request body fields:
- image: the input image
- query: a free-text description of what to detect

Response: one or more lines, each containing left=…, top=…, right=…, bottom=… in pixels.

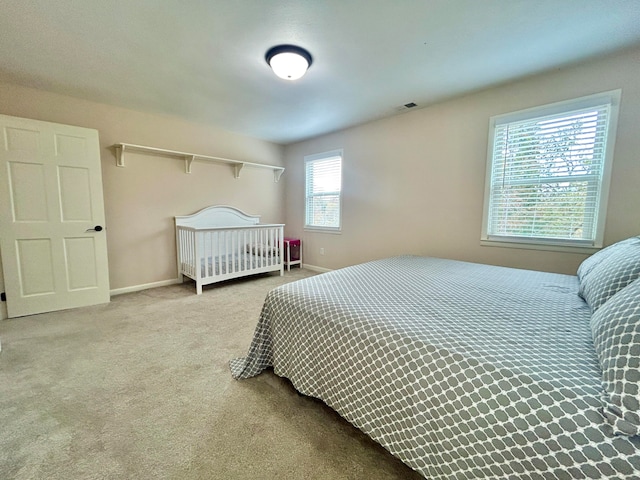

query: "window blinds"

left=486, top=103, right=612, bottom=245
left=305, top=154, right=342, bottom=230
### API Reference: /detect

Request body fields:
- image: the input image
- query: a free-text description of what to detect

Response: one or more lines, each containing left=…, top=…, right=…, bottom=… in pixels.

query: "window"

left=482, top=90, right=620, bottom=251
left=305, top=150, right=342, bottom=232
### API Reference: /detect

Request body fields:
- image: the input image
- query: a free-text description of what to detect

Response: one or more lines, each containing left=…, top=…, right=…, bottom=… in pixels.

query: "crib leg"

left=196, top=282, right=203, bottom=295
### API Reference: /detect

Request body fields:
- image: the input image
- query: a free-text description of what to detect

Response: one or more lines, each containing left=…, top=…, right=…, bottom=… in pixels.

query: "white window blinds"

left=305, top=151, right=342, bottom=231
left=483, top=91, right=620, bottom=249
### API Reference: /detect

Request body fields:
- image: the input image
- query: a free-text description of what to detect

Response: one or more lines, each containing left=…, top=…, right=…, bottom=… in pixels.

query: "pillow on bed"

left=590, top=278, right=640, bottom=436
left=577, top=236, right=639, bottom=283
left=578, top=237, right=640, bottom=312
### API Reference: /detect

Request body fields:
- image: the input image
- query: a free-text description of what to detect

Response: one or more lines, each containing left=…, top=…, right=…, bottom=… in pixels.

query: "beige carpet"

left=0, top=270, right=423, bottom=480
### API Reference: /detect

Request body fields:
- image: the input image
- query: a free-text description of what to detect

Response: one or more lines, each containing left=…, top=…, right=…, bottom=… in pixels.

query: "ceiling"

left=1, top=1, right=640, bottom=145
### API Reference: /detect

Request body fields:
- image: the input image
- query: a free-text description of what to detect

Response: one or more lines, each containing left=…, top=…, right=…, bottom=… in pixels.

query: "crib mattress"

left=201, top=253, right=279, bottom=277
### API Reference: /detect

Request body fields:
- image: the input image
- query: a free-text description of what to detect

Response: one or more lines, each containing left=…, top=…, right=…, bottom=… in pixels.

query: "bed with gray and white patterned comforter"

left=230, top=256, right=640, bottom=479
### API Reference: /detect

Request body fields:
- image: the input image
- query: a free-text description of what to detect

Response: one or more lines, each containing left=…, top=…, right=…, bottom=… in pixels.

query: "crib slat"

left=270, top=227, right=275, bottom=266
left=232, top=230, right=236, bottom=273
left=210, top=230, right=214, bottom=277
left=228, top=230, right=231, bottom=274
left=252, top=229, right=256, bottom=269
left=266, top=227, right=270, bottom=266
left=266, top=227, right=271, bottom=266
left=217, top=232, right=220, bottom=276
left=185, top=229, right=190, bottom=276
left=180, top=229, right=185, bottom=274
left=231, top=230, right=236, bottom=274
left=222, top=230, right=226, bottom=275
left=181, top=229, right=187, bottom=275
left=226, top=230, right=231, bottom=274
left=242, top=230, right=247, bottom=271
left=216, top=230, right=221, bottom=276
left=203, top=231, right=207, bottom=277
left=260, top=229, right=267, bottom=267
left=257, top=228, right=261, bottom=268
left=238, top=230, right=242, bottom=272
left=221, top=230, right=226, bottom=275
left=188, top=230, right=191, bottom=276
left=202, top=230, right=206, bottom=277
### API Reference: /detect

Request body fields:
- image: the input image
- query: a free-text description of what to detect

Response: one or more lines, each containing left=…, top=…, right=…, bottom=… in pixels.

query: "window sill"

left=304, top=226, right=342, bottom=235
left=480, top=238, right=600, bottom=255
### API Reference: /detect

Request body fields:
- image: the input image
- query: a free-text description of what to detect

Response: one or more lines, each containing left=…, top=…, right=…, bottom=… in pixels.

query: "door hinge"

left=0, top=292, right=5, bottom=302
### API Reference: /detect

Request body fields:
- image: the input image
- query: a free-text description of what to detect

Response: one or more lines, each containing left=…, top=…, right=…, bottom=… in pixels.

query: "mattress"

left=230, top=256, right=640, bottom=479
left=201, top=252, right=280, bottom=277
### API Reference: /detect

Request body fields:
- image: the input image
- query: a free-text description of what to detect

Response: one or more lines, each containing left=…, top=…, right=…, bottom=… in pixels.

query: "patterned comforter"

left=230, top=256, right=640, bottom=479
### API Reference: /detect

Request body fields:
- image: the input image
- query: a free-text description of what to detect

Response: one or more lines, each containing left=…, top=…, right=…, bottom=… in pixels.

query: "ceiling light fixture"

left=265, top=45, right=313, bottom=81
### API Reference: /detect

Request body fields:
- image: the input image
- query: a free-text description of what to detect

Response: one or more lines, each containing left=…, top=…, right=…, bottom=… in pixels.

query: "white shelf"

left=113, top=143, right=285, bottom=182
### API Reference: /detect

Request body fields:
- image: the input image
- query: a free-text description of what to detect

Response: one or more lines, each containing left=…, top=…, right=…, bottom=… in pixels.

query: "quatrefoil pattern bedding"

left=231, top=255, right=640, bottom=479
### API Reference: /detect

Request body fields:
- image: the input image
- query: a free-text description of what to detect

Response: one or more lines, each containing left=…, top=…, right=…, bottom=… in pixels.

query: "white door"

left=0, top=115, right=110, bottom=318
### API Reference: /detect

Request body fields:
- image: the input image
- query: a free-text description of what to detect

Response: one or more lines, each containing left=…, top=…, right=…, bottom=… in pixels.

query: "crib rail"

left=176, top=224, right=285, bottom=294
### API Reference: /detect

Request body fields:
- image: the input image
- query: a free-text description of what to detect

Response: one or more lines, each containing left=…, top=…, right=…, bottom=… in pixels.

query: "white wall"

left=283, top=46, right=640, bottom=275
left=0, top=82, right=285, bottom=308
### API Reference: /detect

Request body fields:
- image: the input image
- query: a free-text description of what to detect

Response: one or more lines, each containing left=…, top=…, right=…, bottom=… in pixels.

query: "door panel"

left=17, top=238, right=55, bottom=296
left=54, top=132, right=86, bottom=157
left=0, top=114, right=110, bottom=317
left=58, top=166, right=92, bottom=221
left=8, top=162, right=49, bottom=221
left=5, top=126, right=40, bottom=153
left=64, top=237, right=98, bottom=290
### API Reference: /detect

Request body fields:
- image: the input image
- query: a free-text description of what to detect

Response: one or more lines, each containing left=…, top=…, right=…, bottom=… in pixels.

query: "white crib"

left=175, top=205, right=285, bottom=294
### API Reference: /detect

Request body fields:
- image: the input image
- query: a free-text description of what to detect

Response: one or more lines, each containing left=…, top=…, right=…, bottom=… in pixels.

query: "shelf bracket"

left=115, top=145, right=125, bottom=167
left=185, top=155, right=195, bottom=174
left=234, top=163, right=244, bottom=179
left=274, top=169, right=284, bottom=183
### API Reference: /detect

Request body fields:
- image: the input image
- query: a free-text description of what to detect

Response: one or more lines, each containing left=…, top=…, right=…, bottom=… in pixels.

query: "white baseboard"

left=110, top=278, right=182, bottom=296
left=110, top=266, right=332, bottom=296
left=302, top=264, right=332, bottom=273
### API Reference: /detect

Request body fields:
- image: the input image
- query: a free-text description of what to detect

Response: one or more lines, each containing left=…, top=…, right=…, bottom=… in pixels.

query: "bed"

left=175, top=205, right=284, bottom=294
left=230, top=238, right=640, bottom=479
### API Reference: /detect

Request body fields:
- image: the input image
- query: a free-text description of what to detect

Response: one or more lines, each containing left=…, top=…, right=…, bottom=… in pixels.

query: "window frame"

left=481, top=90, right=621, bottom=253
left=304, top=149, right=343, bottom=233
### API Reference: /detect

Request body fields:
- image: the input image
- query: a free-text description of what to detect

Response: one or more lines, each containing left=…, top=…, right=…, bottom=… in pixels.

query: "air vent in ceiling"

left=394, top=102, right=418, bottom=112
